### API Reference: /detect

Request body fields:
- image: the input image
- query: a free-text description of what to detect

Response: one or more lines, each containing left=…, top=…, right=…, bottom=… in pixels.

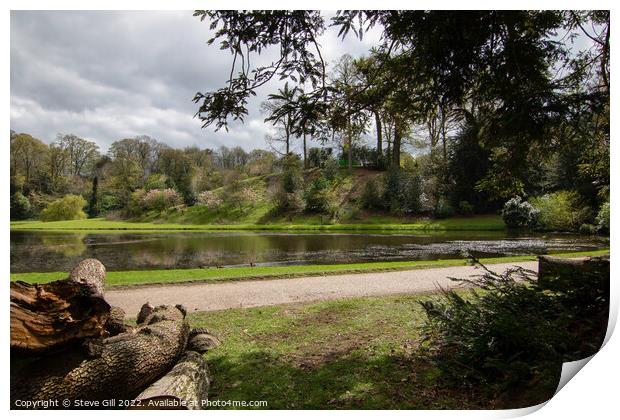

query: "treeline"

left=10, top=11, right=610, bottom=232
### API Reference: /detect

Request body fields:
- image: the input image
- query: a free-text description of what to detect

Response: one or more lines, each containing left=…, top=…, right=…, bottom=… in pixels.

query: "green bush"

left=361, top=178, right=383, bottom=210
left=10, top=192, right=32, bottom=220
left=40, top=195, right=87, bottom=222
left=501, top=196, right=540, bottom=229
left=434, top=197, right=455, bottom=219
left=421, top=257, right=609, bottom=406
left=530, top=191, right=590, bottom=231
left=595, top=201, right=610, bottom=233
left=458, top=200, right=475, bottom=216
left=321, top=158, right=340, bottom=181
left=304, top=177, right=330, bottom=213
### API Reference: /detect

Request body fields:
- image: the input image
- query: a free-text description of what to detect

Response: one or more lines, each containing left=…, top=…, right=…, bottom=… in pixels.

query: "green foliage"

left=421, top=257, right=608, bottom=400
left=361, top=178, right=383, bottom=210
left=458, top=201, right=474, bottom=216
left=273, top=189, right=304, bottom=214
left=144, top=174, right=169, bottom=191
left=40, top=194, right=87, bottom=222
left=381, top=168, right=424, bottom=214
left=530, top=191, right=590, bottom=232
left=434, top=197, right=454, bottom=219
left=303, top=177, right=330, bottom=213
left=595, top=201, right=610, bottom=233
left=280, top=155, right=303, bottom=193
left=87, top=177, right=99, bottom=218
left=10, top=192, right=32, bottom=220
left=321, top=158, right=340, bottom=181
left=501, top=197, right=540, bottom=229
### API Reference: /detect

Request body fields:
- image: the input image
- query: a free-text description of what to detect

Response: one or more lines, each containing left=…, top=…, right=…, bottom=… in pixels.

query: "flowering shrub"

left=596, top=201, right=610, bottom=233
left=197, top=190, right=223, bottom=208
left=501, top=196, right=540, bottom=229
left=142, top=188, right=181, bottom=211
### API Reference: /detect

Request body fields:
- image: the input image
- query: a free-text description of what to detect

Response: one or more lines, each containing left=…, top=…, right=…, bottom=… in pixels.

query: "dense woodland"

left=10, top=11, right=609, bottom=233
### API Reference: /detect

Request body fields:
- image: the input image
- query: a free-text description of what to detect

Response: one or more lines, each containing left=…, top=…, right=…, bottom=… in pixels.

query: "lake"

left=10, top=230, right=609, bottom=273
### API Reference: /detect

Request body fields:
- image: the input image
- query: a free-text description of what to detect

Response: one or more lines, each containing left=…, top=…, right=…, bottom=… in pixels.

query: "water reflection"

left=10, top=230, right=609, bottom=273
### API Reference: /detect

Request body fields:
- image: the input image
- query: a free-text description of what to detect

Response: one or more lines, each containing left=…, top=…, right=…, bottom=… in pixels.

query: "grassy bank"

left=10, top=214, right=505, bottom=232
left=11, top=249, right=609, bottom=287
left=189, top=294, right=543, bottom=409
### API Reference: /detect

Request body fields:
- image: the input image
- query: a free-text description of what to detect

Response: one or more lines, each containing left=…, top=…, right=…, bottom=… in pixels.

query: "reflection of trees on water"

left=11, top=231, right=610, bottom=273
left=40, top=233, right=87, bottom=258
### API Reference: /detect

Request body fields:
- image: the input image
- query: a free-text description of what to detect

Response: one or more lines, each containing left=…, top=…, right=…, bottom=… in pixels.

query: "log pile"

left=10, top=259, right=218, bottom=410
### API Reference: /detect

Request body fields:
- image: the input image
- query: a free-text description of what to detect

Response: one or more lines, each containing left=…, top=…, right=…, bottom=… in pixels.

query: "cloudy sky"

left=10, top=11, right=382, bottom=154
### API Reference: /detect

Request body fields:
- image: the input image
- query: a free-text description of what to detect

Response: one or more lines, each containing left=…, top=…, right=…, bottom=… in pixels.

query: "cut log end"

left=131, top=351, right=210, bottom=410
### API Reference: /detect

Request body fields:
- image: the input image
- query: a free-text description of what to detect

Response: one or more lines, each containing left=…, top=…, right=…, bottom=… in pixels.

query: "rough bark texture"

left=538, top=255, right=610, bottom=291
left=188, top=328, right=222, bottom=354
left=131, top=351, right=210, bottom=410
left=106, top=306, right=130, bottom=335
left=11, top=304, right=190, bottom=408
left=10, top=279, right=110, bottom=355
left=68, top=258, right=106, bottom=297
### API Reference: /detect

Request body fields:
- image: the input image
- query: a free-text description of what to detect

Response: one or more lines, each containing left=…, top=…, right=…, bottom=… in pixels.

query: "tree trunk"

left=303, top=131, right=307, bottom=168
left=374, top=111, right=383, bottom=167
left=131, top=351, right=210, bottom=410
left=11, top=304, right=190, bottom=408
left=538, top=255, right=610, bottom=292
left=392, top=124, right=402, bottom=168
left=11, top=259, right=110, bottom=355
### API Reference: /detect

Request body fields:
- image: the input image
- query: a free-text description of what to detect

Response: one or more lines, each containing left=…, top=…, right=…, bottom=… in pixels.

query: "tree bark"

left=303, top=131, right=307, bottom=168
left=374, top=110, right=383, bottom=167
left=11, top=304, right=190, bottom=408
left=11, top=260, right=110, bottom=355
left=538, top=255, right=610, bottom=292
left=131, top=351, right=210, bottom=410
left=392, top=124, right=402, bottom=168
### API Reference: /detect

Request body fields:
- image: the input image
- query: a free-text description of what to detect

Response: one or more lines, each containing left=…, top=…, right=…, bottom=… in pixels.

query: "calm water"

left=10, top=230, right=609, bottom=273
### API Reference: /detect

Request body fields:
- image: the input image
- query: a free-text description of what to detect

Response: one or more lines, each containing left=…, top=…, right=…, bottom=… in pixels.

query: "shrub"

left=421, top=257, right=608, bottom=406
left=144, top=174, right=169, bottom=191
left=434, top=197, right=455, bottom=219
left=10, top=192, right=32, bottom=220
left=321, top=158, right=340, bottom=181
left=127, top=188, right=147, bottom=216
left=579, top=224, right=598, bottom=234
left=361, top=178, right=383, bottom=210
left=273, top=189, right=304, bottom=213
left=383, top=167, right=404, bottom=213
left=403, top=174, right=423, bottom=214
left=40, top=194, right=87, bottom=221
left=501, top=196, right=540, bottom=229
left=595, top=201, right=610, bottom=233
left=458, top=200, right=475, bottom=216
left=197, top=190, right=223, bottom=208
left=142, top=188, right=182, bottom=211
left=530, top=191, right=590, bottom=232
left=304, top=177, right=340, bottom=216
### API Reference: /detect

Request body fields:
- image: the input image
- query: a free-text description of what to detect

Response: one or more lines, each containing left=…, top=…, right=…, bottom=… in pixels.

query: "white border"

left=3, top=1, right=617, bottom=419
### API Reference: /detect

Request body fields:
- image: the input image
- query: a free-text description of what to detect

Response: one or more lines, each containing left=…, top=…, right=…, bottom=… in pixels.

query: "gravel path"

left=106, top=261, right=538, bottom=315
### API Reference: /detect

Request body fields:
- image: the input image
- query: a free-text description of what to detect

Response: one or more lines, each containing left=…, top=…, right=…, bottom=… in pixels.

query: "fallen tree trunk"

left=10, top=259, right=111, bottom=355
left=538, top=255, right=610, bottom=291
left=11, top=304, right=190, bottom=408
left=131, top=351, right=210, bottom=410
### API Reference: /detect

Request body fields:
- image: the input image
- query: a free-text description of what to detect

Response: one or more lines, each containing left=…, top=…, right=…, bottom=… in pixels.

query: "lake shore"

left=10, top=214, right=506, bottom=232
left=11, top=249, right=609, bottom=287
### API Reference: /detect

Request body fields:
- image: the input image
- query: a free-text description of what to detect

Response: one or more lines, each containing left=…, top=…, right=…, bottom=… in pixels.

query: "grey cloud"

left=10, top=11, right=378, bottom=154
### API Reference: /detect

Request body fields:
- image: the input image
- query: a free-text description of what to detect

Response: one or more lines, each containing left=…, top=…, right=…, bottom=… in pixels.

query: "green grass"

left=10, top=214, right=505, bottom=232
left=11, top=249, right=609, bottom=287
left=189, top=294, right=493, bottom=409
